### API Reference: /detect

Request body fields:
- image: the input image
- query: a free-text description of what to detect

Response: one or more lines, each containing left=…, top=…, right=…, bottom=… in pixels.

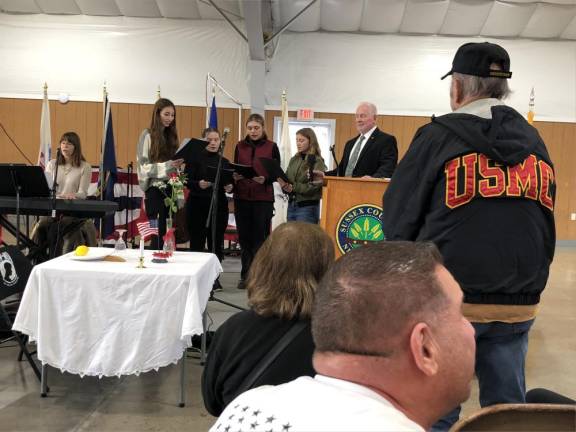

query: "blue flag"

left=102, top=97, right=118, bottom=239
left=209, top=95, right=218, bottom=129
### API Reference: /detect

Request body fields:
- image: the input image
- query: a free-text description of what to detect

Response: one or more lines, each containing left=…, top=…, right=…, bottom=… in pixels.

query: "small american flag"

left=135, top=198, right=157, bottom=241
left=137, top=219, right=158, bottom=241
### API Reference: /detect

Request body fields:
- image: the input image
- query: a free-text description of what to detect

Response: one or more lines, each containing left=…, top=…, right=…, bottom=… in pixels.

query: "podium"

left=320, top=176, right=389, bottom=257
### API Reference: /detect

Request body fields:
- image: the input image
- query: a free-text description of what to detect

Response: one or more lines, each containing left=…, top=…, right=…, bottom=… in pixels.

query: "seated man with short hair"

left=209, top=241, right=476, bottom=432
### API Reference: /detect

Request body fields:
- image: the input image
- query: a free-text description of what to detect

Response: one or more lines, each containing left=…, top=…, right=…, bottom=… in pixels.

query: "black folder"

left=174, top=138, right=207, bottom=164
left=206, top=166, right=234, bottom=185
left=229, top=163, right=258, bottom=179
left=257, top=157, right=290, bottom=183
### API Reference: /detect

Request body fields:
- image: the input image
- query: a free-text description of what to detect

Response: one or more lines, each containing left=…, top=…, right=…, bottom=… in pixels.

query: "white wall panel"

left=75, top=0, right=121, bottom=16
left=267, top=32, right=576, bottom=122
left=0, top=14, right=250, bottom=106
left=282, top=0, right=321, bottom=32
left=321, top=0, right=363, bottom=32
left=1, top=12, right=574, bottom=122
left=401, top=0, right=449, bottom=34
left=482, top=1, right=535, bottom=37
left=115, top=0, right=161, bottom=18
left=0, top=0, right=41, bottom=14
left=197, top=0, right=243, bottom=20
left=440, top=0, right=493, bottom=36
left=35, top=0, right=81, bottom=15
left=360, top=0, right=406, bottom=33
left=156, top=0, right=201, bottom=19
left=561, top=15, right=576, bottom=38
left=521, top=3, right=576, bottom=38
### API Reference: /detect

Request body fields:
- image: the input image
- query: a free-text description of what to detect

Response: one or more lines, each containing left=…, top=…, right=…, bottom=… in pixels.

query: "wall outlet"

left=571, top=213, right=576, bottom=221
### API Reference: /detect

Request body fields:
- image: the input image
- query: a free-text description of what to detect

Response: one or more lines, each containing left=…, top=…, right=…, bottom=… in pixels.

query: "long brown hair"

left=296, top=127, right=322, bottom=157
left=247, top=222, right=334, bottom=320
left=149, top=98, right=178, bottom=162
left=56, top=132, right=85, bottom=167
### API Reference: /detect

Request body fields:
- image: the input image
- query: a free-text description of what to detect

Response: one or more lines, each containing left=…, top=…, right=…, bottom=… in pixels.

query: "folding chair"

left=450, top=403, right=576, bottom=431
left=0, top=245, right=41, bottom=380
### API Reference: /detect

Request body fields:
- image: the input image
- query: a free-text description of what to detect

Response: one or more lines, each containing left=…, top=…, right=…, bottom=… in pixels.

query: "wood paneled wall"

left=1, top=98, right=574, bottom=240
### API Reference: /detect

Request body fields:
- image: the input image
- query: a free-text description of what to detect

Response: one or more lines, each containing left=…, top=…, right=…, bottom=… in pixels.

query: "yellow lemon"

left=75, top=245, right=89, bottom=256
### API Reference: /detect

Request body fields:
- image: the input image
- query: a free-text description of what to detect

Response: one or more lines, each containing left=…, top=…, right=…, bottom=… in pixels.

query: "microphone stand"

left=126, top=162, right=132, bottom=245
left=49, top=154, right=61, bottom=259
left=9, top=168, right=22, bottom=249
left=51, top=154, right=60, bottom=219
left=330, top=145, right=339, bottom=172
left=205, top=132, right=245, bottom=310
left=201, top=131, right=245, bottom=364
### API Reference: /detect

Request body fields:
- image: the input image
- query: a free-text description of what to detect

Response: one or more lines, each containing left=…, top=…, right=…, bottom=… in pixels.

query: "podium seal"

left=336, top=204, right=385, bottom=254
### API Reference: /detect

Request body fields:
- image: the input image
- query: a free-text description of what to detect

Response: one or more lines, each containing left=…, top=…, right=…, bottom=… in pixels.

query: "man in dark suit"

left=328, top=102, right=398, bottom=178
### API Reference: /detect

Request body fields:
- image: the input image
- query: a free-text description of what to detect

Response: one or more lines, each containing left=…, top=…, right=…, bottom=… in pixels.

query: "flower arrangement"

left=151, top=170, right=187, bottom=223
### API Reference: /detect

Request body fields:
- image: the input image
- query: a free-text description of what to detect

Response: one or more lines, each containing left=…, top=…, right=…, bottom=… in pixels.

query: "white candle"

left=139, top=238, right=144, bottom=256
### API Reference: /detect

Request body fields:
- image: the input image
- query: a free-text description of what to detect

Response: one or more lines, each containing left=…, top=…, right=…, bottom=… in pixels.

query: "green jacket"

left=285, top=154, right=327, bottom=203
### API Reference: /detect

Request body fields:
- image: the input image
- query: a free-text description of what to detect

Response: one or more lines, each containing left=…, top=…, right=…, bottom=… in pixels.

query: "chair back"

left=0, top=246, right=32, bottom=301
left=450, top=403, right=576, bottom=431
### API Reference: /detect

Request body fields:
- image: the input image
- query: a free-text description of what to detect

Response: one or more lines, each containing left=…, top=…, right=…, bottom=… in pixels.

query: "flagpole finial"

left=212, top=84, right=216, bottom=97
left=103, top=82, right=108, bottom=99
left=43, top=82, right=48, bottom=93
left=282, top=89, right=286, bottom=101
left=527, top=86, right=535, bottom=125
left=157, top=86, right=161, bottom=100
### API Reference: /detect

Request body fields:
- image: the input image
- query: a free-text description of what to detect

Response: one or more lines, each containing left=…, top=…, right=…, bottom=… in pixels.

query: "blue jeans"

left=431, top=319, right=534, bottom=432
left=287, top=201, right=320, bottom=224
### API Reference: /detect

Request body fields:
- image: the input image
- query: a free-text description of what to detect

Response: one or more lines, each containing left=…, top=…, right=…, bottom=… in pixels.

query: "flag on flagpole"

left=527, top=87, right=535, bottom=125
left=279, top=90, right=291, bottom=170
left=272, top=90, right=291, bottom=230
left=209, top=95, right=218, bottom=129
left=100, top=94, right=118, bottom=239
left=38, top=83, right=51, bottom=168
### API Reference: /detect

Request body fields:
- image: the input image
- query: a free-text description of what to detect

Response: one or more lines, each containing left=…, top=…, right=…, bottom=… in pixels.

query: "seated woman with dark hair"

left=31, top=132, right=96, bottom=257
left=201, top=222, right=334, bottom=416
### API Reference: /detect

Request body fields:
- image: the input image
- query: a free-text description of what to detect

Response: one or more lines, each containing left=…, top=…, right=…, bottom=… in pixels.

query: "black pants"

left=186, top=195, right=228, bottom=261
left=234, top=200, right=274, bottom=279
left=145, top=186, right=170, bottom=250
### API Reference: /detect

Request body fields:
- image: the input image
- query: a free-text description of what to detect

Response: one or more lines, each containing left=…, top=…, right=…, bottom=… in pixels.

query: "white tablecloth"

left=13, top=248, right=221, bottom=377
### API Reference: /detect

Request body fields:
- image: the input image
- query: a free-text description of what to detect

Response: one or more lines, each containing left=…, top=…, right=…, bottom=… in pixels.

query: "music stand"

left=0, top=165, right=51, bottom=248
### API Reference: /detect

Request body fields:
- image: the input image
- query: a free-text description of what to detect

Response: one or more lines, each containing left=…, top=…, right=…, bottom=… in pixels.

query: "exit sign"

left=297, top=108, right=314, bottom=121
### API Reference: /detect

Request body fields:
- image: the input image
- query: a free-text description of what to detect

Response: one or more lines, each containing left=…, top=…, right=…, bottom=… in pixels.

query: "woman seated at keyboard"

left=31, top=132, right=96, bottom=259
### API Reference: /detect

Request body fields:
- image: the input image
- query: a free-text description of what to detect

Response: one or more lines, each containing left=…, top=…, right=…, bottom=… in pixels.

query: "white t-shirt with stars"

left=209, top=375, right=423, bottom=432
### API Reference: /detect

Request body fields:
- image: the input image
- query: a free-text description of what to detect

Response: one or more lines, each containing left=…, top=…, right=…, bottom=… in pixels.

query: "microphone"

left=307, top=154, right=317, bottom=184
left=220, top=127, right=230, bottom=153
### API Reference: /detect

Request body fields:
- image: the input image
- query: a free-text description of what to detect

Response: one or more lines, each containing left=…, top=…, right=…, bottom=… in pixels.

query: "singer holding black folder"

left=277, top=128, right=326, bottom=224
left=185, top=128, right=233, bottom=263
left=136, top=98, right=184, bottom=249
left=233, top=113, right=280, bottom=289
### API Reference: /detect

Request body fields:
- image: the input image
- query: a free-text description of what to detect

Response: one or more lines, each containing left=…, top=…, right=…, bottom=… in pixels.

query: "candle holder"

left=137, top=255, right=146, bottom=269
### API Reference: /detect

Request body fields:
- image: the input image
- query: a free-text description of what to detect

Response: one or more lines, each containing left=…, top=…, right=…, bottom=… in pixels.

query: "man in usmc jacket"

left=382, top=42, right=556, bottom=431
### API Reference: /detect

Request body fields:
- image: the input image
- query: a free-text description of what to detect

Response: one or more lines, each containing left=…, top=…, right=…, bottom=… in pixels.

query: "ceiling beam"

left=242, top=0, right=267, bottom=114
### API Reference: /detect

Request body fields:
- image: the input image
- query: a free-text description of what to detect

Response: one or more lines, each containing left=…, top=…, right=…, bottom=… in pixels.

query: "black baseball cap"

left=441, top=42, right=512, bottom=80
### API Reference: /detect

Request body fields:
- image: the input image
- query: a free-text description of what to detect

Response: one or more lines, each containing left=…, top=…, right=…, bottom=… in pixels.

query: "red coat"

left=234, top=137, right=280, bottom=202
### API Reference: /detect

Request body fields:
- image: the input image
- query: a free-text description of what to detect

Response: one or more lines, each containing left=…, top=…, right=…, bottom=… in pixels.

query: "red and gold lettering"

left=445, top=154, right=477, bottom=209
left=506, top=155, right=538, bottom=200
left=478, top=154, right=505, bottom=197
left=538, top=160, right=555, bottom=211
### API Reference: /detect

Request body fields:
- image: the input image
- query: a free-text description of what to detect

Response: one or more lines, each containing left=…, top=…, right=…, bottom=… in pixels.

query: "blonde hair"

left=247, top=222, right=334, bottom=320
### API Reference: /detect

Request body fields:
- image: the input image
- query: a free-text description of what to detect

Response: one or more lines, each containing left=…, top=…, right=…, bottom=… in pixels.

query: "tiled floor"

left=0, top=248, right=574, bottom=431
